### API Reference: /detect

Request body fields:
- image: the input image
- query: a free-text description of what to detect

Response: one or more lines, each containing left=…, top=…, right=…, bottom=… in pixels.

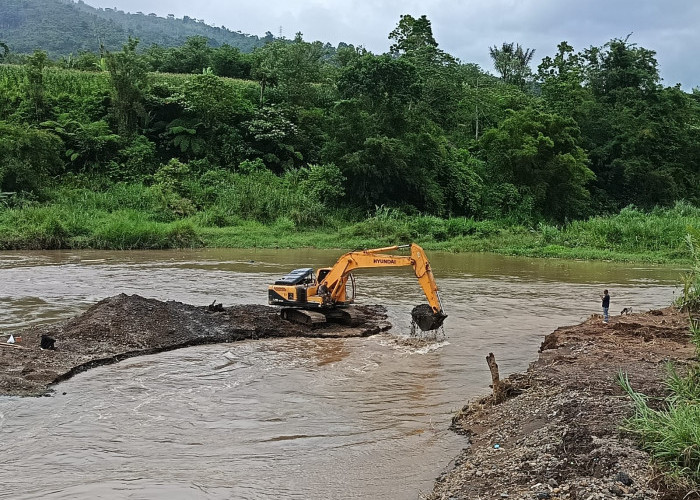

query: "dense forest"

left=0, top=0, right=264, bottom=55
left=0, top=11, right=699, bottom=256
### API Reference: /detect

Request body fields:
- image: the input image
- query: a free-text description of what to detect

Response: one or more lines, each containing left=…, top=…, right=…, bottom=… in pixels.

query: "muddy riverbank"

left=0, top=294, right=390, bottom=397
left=429, top=307, right=697, bottom=500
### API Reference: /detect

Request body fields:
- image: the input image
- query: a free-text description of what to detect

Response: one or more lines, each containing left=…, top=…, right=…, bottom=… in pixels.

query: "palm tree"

left=489, top=42, right=535, bottom=88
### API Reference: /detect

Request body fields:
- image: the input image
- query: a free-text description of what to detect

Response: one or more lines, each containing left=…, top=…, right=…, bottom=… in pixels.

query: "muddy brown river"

left=0, top=249, right=683, bottom=499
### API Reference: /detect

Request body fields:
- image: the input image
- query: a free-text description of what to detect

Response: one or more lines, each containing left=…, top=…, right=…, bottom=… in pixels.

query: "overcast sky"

left=86, top=0, right=699, bottom=89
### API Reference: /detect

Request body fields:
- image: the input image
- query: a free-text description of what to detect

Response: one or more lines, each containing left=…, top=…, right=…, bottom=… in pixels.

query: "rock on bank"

left=0, top=294, right=390, bottom=397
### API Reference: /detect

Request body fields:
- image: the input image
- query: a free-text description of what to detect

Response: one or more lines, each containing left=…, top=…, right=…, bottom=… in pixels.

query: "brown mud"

left=429, top=307, right=698, bottom=500
left=0, top=294, right=390, bottom=397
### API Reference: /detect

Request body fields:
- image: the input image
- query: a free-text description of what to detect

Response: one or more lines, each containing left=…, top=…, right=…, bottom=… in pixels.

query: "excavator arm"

left=320, top=244, right=445, bottom=326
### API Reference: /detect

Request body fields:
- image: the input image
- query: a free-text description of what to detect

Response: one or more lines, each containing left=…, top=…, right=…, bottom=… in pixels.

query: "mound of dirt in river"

left=429, top=307, right=697, bottom=500
left=0, top=294, right=390, bottom=397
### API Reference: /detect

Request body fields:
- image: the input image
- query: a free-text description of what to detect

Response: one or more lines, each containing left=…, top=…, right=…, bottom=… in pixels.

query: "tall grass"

left=541, top=202, right=700, bottom=256
left=1, top=171, right=699, bottom=257
left=618, top=368, right=700, bottom=485
left=0, top=184, right=200, bottom=249
left=677, top=230, right=700, bottom=313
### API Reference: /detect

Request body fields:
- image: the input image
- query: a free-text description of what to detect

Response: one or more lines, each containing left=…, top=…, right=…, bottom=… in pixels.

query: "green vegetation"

left=0, top=12, right=698, bottom=259
left=0, top=0, right=264, bottom=58
left=1, top=177, right=698, bottom=261
left=678, top=229, right=700, bottom=312
left=619, top=232, right=700, bottom=486
left=619, top=366, right=700, bottom=485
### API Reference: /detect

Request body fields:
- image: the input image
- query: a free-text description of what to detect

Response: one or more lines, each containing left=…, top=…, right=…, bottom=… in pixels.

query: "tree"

left=105, top=37, right=150, bottom=136
left=387, top=15, right=459, bottom=127
left=24, top=50, right=49, bottom=123
left=177, top=36, right=213, bottom=74
left=211, top=44, right=251, bottom=78
left=537, top=41, right=590, bottom=119
left=162, top=73, right=255, bottom=162
left=300, top=163, right=346, bottom=207
left=337, top=53, right=419, bottom=134
left=251, top=33, right=324, bottom=107
left=454, top=68, right=532, bottom=147
left=40, top=115, right=120, bottom=172
left=250, top=41, right=283, bottom=105
left=571, top=38, right=695, bottom=209
left=480, top=107, right=594, bottom=221
left=489, top=42, right=535, bottom=88
left=71, top=51, right=103, bottom=72
left=389, top=14, right=453, bottom=66
left=583, top=37, right=660, bottom=100
left=241, top=106, right=301, bottom=171
left=180, top=73, right=253, bottom=128
left=332, top=43, right=366, bottom=68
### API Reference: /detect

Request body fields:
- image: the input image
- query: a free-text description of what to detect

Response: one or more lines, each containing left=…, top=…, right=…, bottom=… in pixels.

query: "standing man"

left=600, top=289, right=610, bottom=324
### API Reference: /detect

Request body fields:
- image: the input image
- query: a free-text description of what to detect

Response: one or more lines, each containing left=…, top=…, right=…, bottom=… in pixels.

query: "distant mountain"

left=0, top=0, right=266, bottom=56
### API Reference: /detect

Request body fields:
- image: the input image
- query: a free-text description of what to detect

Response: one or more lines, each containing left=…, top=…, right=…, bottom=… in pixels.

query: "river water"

left=0, top=249, right=684, bottom=499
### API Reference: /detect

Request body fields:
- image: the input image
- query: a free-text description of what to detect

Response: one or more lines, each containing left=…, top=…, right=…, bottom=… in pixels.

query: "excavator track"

left=322, top=307, right=364, bottom=327
left=280, top=308, right=327, bottom=327
left=280, top=307, right=366, bottom=327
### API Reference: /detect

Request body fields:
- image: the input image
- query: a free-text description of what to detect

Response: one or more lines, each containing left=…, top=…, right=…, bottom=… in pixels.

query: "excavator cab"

left=268, top=267, right=356, bottom=308
left=269, top=268, right=318, bottom=306
left=274, top=268, right=316, bottom=286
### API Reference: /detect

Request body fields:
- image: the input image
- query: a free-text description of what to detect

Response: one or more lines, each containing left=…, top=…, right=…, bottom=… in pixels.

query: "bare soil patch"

left=429, top=307, right=698, bottom=500
left=0, top=294, right=390, bottom=397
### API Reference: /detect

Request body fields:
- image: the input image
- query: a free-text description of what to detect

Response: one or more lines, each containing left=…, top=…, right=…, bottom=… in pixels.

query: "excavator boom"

left=322, top=244, right=443, bottom=314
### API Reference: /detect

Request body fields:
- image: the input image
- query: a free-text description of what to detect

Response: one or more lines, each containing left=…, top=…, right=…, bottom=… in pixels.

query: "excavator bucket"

left=411, top=304, right=447, bottom=332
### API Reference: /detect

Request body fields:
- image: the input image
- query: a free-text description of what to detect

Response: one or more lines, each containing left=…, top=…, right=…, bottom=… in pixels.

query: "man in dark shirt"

left=601, top=289, right=610, bottom=323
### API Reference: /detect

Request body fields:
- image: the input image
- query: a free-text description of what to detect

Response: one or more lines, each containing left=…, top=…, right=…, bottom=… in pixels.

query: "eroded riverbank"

left=0, top=294, right=390, bottom=396
left=429, top=307, right=696, bottom=500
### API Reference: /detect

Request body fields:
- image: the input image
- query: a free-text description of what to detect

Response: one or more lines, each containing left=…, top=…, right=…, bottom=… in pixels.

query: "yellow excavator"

left=268, top=243, right=447, bottom=331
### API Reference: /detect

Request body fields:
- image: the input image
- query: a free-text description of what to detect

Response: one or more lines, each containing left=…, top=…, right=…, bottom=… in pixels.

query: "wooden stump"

left=486, top=352, right=505, bottom=404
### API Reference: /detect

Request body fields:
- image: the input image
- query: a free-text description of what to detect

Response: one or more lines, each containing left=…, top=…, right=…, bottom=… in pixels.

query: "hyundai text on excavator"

left=268, top=243, right=447, bottom=331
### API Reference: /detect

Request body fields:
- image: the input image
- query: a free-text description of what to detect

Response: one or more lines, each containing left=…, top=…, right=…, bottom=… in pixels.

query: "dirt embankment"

left=0, top=294, right=390, bottom=397
left=429, top=307, right=697, bottom=500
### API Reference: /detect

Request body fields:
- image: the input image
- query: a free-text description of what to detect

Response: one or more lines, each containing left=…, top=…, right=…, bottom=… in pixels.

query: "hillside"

left=0, top=0, right=264, bottom=56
